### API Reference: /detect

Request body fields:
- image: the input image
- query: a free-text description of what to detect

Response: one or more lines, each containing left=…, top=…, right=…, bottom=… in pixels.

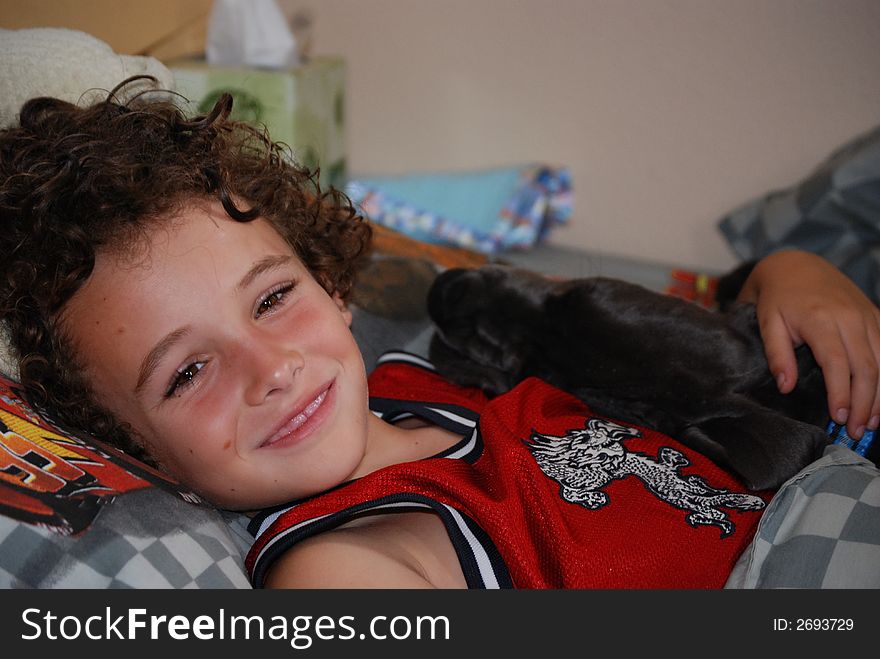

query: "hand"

left=737, top=250, right=880, bottom=438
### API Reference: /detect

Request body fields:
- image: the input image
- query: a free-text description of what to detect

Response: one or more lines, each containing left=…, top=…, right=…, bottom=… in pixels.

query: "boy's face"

left=61, top=201, right=370, bottom=509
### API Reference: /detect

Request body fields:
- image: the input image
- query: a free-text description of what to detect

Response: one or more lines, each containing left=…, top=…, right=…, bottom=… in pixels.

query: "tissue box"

left=168, top=56, right=346, bottom=189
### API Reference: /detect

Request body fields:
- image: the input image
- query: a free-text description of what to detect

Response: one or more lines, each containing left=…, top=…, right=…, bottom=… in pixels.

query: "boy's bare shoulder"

left=263, top=511, right=464, bottom=589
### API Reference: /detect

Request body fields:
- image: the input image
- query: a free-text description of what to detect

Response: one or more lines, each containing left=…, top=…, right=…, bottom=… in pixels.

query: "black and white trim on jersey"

left=375, top=350, right=436, bottom=371
left=369, top=400, right=481, bottom=460
left=248, top=493, right=513, bottom=589
left=369, top=351, right=482, bottom=462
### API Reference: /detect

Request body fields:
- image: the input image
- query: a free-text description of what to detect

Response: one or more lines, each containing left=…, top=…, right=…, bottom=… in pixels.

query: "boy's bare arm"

left=263, top=528, right=437, bottom=589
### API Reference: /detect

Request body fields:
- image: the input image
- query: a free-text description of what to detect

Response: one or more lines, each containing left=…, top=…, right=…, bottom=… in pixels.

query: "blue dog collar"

left=827, top=421, right=875, bottom=458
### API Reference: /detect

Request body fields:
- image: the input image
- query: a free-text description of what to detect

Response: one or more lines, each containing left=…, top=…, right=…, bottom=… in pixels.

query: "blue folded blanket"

left=346, top=164, right=572, bottom=254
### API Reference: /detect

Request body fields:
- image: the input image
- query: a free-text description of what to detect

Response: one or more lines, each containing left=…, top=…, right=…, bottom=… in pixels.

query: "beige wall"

left=283, top=0, right=880, bottom=270
left=3, top=0, right=879, bottom=270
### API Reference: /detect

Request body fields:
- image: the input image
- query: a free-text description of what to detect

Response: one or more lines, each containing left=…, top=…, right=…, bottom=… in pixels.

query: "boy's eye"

left=255, top=282, right=295, bottom=318
left=165, top=361, right=205, bottom=398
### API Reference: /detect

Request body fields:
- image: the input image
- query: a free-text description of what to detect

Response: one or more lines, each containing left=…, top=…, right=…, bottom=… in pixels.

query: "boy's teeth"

left=273, top=389, right=327, bottom=440
left=304, top=390, right=326, bottom=416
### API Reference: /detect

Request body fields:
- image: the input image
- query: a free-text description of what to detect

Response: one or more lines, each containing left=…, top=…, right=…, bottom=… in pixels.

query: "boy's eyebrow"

left=237, top=255, right=294, bottom=292
left=135, top=327, right=191, bottom=395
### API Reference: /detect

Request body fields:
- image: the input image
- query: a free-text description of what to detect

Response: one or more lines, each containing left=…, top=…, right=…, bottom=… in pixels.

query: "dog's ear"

left=428, top=331, right=517, bottom=396
left=427, top=265, right=546, bottom=396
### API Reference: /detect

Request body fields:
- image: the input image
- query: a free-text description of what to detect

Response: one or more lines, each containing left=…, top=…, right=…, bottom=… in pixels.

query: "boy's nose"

left=243, top=342, right=304, bottom=405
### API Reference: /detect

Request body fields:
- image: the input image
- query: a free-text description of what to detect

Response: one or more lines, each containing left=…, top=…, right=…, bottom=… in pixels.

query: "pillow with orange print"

left=0, top=373, right=251, bottom=588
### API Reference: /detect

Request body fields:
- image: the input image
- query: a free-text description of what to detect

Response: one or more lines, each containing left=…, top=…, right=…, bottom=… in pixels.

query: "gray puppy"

left=427, top=265, right=831, bottom=490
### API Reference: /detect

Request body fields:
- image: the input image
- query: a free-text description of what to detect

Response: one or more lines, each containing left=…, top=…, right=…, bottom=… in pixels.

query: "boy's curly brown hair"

left=0, top=76, right=372, bottom=463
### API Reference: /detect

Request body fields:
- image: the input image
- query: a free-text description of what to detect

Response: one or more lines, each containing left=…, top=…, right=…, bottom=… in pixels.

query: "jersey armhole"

left=249, top=493, right=512, bottom=589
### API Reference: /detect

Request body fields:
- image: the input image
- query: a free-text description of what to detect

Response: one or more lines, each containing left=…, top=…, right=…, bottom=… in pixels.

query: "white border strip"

left=443, top=428, right=479, bottom=460
left=427, top=406, right=477, bottom=429
left=376, top=351, right=436, bottom=371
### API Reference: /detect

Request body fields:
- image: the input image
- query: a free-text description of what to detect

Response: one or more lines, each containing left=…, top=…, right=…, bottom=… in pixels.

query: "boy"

left=1, top=79, right=879, bottom=588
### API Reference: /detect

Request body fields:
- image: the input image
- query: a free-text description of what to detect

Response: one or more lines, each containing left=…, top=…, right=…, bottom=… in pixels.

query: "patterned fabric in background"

left=347, top=165, right=572, bottom=254
left=718, top=123, right=880, bottom=305
left=664, top=269, right=720, bottom=309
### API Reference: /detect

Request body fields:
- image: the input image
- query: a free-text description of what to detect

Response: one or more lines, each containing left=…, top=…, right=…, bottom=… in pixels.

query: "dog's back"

left=428, top=266, right=829, bottom=490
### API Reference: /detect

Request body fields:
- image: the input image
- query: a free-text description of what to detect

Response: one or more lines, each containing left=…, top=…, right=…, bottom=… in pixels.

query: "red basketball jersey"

left=247, top=352, right=769, bottom=588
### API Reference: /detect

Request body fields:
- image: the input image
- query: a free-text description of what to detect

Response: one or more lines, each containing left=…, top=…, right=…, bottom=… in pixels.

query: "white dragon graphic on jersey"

left=526, top=417, right=766, bottom=537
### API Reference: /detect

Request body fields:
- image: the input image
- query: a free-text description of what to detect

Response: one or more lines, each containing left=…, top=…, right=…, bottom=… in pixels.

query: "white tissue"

left=206, top=0, right=299, bottom=69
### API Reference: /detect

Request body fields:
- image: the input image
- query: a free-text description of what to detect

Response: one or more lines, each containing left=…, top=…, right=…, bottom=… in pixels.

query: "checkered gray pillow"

left=1, top=489, right=251, bottom=588
left=726, top=445, right=880, bottom=588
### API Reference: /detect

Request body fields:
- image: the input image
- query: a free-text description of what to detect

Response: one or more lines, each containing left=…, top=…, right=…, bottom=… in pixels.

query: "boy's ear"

left=332, top=293, right=353, bottom=327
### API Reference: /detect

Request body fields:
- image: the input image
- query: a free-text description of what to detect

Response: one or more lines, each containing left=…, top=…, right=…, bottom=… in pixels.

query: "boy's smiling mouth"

left=261, top=380, right=335, bottom=448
